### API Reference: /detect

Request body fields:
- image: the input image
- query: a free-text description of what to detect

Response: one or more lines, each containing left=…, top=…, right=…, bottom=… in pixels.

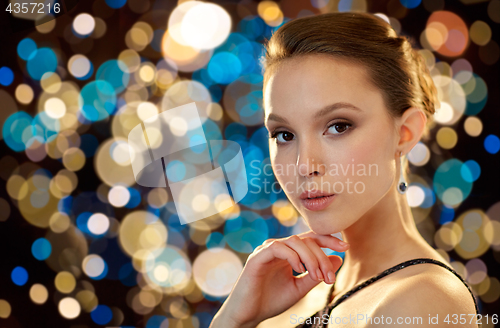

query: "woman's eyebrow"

left=265, top=113, right=289, bottom=125
left=314, top=102, right=362, bottom=119
left=265, top=102, right=362, bottom=126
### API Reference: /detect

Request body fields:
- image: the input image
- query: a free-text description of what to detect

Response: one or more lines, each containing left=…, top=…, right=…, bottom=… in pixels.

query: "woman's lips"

left=300, top=194, right=336, bottom=211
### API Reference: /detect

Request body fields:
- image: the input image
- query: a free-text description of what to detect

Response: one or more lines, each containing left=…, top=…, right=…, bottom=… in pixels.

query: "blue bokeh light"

left=105, top=0, right=126, bottom=9
left=206, top=232, right=226, bottom=249
left=27, top=48, right=58, bottom=80
left=433, top=159, right=472, bottom=205
left=91, top=304, right=113, bottom=325
left=0, top=67, right=14, bottom=86
left=462, top=160, right=481, bottom=182
left=125, top=187, right=141, bottom=209
left=208, top=52, right=242, bottom=85
left=166, top=160, right=187, bottom=182
left=400, top=0, right=421, bottom=9
left=79, top=80, right=117, bottom=121
left=439, top=206, right=455, bottom=225
left=225, top=122, right=247, bottom=140
left=238, top=16, right=265, bottom=41
left=32, top=238, right=52, bottom=260
left=11, top=266, right=28, bottom=286
left=2, top=111, right=33, bottom=152
left=146, top=315, right=168, bottom=328
left=224, top=211, right=269, bottom=253
left=118, top=262, right=137, bottom=286
left=484, top=134, right=499, bottom=154
left=76, top=212, right=93, bottom=235
left=96, top=60, right=129, bottom=93
left=17, top=38, right=37, bottom=60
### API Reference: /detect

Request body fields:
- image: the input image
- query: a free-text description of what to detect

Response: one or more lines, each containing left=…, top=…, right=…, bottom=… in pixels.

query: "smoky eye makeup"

left=267, top=122, right=354, bottom=147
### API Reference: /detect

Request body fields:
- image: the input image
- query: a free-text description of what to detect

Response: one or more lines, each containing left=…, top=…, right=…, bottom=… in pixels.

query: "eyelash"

left=268, top=121, right=353, bottom=145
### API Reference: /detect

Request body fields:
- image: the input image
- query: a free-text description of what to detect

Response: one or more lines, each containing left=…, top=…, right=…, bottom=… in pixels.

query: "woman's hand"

left=209, top=231, right=349, bottom=328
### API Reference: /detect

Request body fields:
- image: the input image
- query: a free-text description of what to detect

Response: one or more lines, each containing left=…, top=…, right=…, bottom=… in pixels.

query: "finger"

left=297, top=231, right=350, bottom=252
left=328, top=254, right=343, bottom=271
left=293, top=268, right=322, bottom=296
left=282, top=235, right=321, bottom=281
left=251, top=238, right=277, bottom=254
left=302, top=238, right=338, bottom=284
left=262, top=238, right=276, bottom=245
left=252, top=240, right=305, bottom=274
left=327, top=255, right=343, bottom=284
left=294, top=255, right=343, bottom=295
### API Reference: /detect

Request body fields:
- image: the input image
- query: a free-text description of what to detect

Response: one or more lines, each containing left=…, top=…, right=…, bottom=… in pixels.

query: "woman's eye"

left=327, top=122, right=351, bottom=135
left=272, top=131, right=295, bottom=144
left=269, top=123, right=350, bottom=145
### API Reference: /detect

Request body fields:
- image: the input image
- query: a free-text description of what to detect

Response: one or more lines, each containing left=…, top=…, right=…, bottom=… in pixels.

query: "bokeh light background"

left=0, top=0, right=499, bottom=327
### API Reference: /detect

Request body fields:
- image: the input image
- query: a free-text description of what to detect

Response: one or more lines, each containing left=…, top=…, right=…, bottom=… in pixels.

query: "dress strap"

left=325, top=258, right=480, bottom=316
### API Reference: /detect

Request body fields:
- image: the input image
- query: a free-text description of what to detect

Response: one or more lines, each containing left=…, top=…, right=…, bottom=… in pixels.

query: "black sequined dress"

left=294, top=258, right=481, bottom=328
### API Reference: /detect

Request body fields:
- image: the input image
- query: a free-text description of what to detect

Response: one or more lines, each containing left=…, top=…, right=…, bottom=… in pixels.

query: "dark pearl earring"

left=398, top=151, right=407, bottom=194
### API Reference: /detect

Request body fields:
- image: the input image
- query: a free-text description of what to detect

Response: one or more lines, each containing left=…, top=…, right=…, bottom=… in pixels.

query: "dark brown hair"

left=261, top=12, right=438, bottom=137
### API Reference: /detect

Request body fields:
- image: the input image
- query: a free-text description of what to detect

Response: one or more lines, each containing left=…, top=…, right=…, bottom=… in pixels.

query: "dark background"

left=0, top=0, right=499, bottom=327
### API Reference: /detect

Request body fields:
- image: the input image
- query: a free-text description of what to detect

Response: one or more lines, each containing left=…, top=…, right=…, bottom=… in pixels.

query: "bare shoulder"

left=373, top=263, right=478, bottom=327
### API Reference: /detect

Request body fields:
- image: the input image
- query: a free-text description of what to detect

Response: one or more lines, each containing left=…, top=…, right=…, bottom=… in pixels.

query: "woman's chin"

left=305, top=219, right=344, bottom=236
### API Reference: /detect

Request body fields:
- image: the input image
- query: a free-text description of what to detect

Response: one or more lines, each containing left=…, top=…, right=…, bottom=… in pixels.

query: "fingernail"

left=327, top=271, right=335, bottom=283
left=316, top=269, right=323, bottom=281
left=339, top=240, right=348, bottom=247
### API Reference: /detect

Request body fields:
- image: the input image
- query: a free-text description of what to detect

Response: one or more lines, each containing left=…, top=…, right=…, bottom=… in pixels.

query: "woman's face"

left=263, top=54, right=400, bottom=235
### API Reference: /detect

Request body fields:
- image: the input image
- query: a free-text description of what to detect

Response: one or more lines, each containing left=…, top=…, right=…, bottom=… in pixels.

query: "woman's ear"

left=397, top=107, right=427, bottom=153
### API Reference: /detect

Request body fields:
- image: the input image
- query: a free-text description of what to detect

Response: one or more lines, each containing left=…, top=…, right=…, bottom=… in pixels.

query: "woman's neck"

left=335, top=188, right=433, bottom=294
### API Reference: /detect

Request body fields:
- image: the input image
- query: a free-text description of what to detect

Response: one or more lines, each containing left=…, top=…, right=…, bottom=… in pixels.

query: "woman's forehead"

left=263, top=55, right=381, bottom=115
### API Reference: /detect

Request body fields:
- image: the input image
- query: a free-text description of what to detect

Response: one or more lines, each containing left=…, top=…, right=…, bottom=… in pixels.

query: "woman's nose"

left=296, top=143, right=326, bottom=178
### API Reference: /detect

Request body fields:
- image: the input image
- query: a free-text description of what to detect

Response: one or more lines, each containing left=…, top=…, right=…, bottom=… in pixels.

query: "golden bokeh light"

left=73, top=13, right=96, bottom=36
left=119, top=211, right=168, bottom=257
left=0, top=299, right=11, bottom=318
left=192, top=247, right=243, bottom=296
left=464, top=116, right=483, bottom=137
left=58, top=297, right=81, bottom=319
left=470, top=20, right=492, bottom=46
left=49, top=211, right=71, bottom=233
left=30, top=284, right=49, bottom=304
left=62, top=147, right=85, bottom=171
left=55, top=271, right=77, bottom=294
left=15, top=83, right=34, bottom=105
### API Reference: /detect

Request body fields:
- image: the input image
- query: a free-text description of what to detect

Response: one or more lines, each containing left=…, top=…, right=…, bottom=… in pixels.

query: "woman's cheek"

left=272, top=162, right=288, bottom=190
